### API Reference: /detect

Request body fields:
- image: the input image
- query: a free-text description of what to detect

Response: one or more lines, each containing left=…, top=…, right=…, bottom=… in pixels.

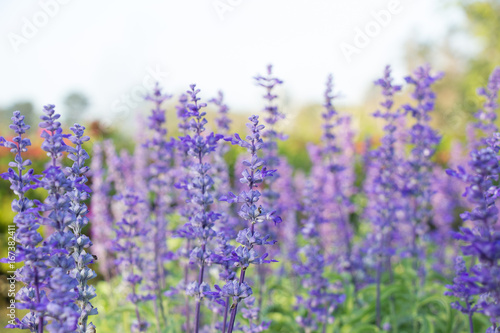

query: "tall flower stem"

left=227, top=268, right=248, bottom=333
left=401, top=65, right=443, bottom=288
left=193, top=243, right=206, bottom=333
left=145, top=84, right=176, bottom=331
left=467, top=306, right=474, bottom=333
left=365, top=66, right=403, bottom=328
left=178, top=84, right=223, bottom=333
left=39, top=104, right=81, bottom=331
left=184, top=239, right=192, bottom=333
left=193, top=141, right=206, bottom=333
left=16, top=122, right=43, bottom=333
left=254, top=65, right=285, bottom=319
left=129, top=250, right=143, bottom=329
left=222, top=297, right=230, bottom=333
left=113, top=192, right=152, bottom=332
left=34, top=270, right=43, bottom=333
left=66, top=124, right=98, bottom=333
left=375, top=249, right=383, bottom=329
left=221, top=115, right=280, bottom=333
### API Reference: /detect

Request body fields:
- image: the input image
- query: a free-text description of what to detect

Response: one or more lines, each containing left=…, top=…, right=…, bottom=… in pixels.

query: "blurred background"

left=0, top=0, right=495, bottom=140
left=0, top=0, right=499, bottom=329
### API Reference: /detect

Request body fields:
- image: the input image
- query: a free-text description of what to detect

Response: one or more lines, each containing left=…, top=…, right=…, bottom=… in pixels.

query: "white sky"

left=0, top=0, right=466, bottom=122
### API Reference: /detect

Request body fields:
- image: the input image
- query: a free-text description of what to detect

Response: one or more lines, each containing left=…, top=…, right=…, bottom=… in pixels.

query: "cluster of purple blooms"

left=83, top=72, right=284, bottom=333
left=364, top=65, right=403, bottom=328
left=445, top=67, right=500, bottom=333
left=293, top=74, right=353, bottom=332
left=4, top=64, right=500, bottom=333
left=1, top=107, right=96, bottom=332
left=400, top=66, right=444, bottom=282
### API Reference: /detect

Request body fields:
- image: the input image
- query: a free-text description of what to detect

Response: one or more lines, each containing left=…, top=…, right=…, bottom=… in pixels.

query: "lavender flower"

left=365, top=66, right=402, bottom=327
left=39, top=104, right=80, bottom=332
left=253, top=64, right=285, bottom=206
left=317, top=74, right=356, bottom=279
left=253, top=65, right=285, bottom=320
left=210, top=90, right=232, bottom=135
left=112, top=192, right=153, bottom=332
left=1, top=111, right=48, bottom=333
left=89, top=142, right=114, bottom=280
left=274, top=160, right=299, bottom=265
left=143, top=83, right=174, bottom=328
left=447, top=133, right=500, bottom=332
left=293, top=74, right=358, bottom=332
left=208, top=93, right=241, bottom=333
left=210, top=232, right=238, bottom=333
left=210, top=90, right=233, bottom=197
left=177, top=93, right=191, bottom=136
left=2, top=108, right=98, bottom=333
left=430, top=156, right=464, bottom=276
left=474, top=67, right=500, bottom=139
left=178, top=84, right=224, bottom=332
left=444, top=257, right=480, bottom=332
left=172, top=92, right=197, bottom=332
left=294, top=179, right=345, bottom=332
left=65, top=124, right=97, bottom=332
left=132, top=116, right=150, bottom=196
left=400, top=65, right=443, bottom=283
left=220, top=115, right=280, bottom=333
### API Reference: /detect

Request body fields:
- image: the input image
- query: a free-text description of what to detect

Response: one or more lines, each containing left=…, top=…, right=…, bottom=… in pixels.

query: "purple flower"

left=65, top=124, right=98, bottom=332
left=89, top=142, right=114, bottom=280
left=430, top=157, right=465, bottom=275
left=142, top=83, right=174, bottom=325
left=1, top=111, right=49, bottom=332
left=113, top=191, right=153, bottom=332
left=254, top=65, right=284, bottom=128
left=295, top=150, right=346, bottom=330
left=221, top=115, right=280, bottom=333
left=241, top=67, right=287, bottom=325
left=399, top=65, right=443, bottom=283
left=2, top=107, right=96, bottom=333
left=364, top=66, right=403, bottom=327
left=253, top=64, right=286, bottom=207
left=317, top=74, right=356, bottom=276
left=177, top=84, right=224, bottom=333
left=474, top=67, right=500, bottom=138
left=39, top=105, right=81, bottom=332
left=172, top=91, right=199, bottom=332
left=447, top=132, right=500, bottom=331
left=218, top=280, right=253, bottom=304
left=209, top=90, right=237, bottom=240
left=294, top=177, right=345, bottom=331
left=176, top=93, right=191, bottom=135
left=445, top=257, right=480, bottom=317
left=210, top=90, right=232, bottom=134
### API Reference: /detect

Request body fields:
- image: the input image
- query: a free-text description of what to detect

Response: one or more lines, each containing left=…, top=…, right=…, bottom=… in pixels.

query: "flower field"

left=1, top=63, right=500, bottom=333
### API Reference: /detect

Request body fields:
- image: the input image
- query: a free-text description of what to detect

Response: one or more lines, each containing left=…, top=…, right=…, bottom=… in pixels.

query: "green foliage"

left=89, top=257, right=491, bottom=333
